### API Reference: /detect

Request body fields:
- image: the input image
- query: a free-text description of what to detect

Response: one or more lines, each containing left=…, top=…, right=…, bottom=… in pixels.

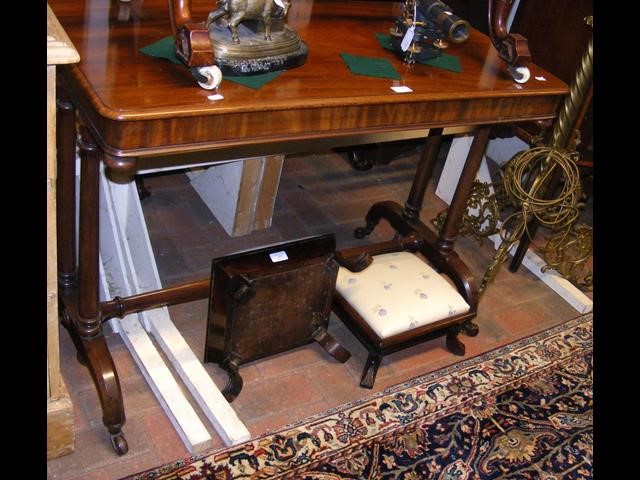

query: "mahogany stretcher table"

left=48, top=0, right=568, bottom=455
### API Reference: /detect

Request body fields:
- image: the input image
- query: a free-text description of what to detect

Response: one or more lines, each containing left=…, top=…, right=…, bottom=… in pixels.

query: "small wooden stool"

left=333, top=234, right=478, bottom=389
left=204, top=234, right=351, bottom=401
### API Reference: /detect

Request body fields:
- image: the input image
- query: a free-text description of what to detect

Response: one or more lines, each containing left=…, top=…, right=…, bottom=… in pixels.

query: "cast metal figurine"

left=205, top=0, right=291, bottom=44
left=205, top=0, right=307, bottom=76
left=167, top=0, right=307, bottom=89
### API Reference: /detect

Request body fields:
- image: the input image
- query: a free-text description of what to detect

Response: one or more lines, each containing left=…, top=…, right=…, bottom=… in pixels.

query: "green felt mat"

left=139, top=35, right=182, bottom=64
left=223, top=71, right=283, bottom=89
left=339, top=52, right=401, bottom=80
left=139, top=36, right=283, bottom=88
left=375, top=33, right=462, bottom=73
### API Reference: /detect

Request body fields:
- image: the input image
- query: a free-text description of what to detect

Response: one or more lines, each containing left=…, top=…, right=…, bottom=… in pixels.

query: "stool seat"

left=336, top=252, right=470, bottom=339
left=333, top=234, right=479, bottom=390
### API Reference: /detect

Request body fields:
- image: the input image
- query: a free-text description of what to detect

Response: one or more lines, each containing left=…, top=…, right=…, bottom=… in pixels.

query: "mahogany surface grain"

left=49, top=0, right=567, bottom=159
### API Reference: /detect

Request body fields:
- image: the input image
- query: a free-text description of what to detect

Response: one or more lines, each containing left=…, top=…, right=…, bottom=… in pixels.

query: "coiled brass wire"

left=498, top=146, right=582, bottom=245
left=478, top=146, right=582, bottom=296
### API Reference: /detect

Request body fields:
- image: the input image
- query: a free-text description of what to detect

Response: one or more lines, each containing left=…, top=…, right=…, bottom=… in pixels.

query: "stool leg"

left=221, top=355, right=243, bottom=402
left=360, top=352, right=382, bottom=389
left=461, top=319, right=479, bottom=337
left=446, top=329, right=466, bottom=356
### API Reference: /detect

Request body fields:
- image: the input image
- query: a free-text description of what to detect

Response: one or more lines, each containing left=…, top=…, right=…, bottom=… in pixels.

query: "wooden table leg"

left=436, top=126, right=491, bottom=255
left=404, top=128, right=444, bottom=220
left=57, top=116, right=129, bottom=455
left=77, top=125, right=101, bottom=332
left=354, top=128, right=443, bottom=238
left=78, top=125, right=128, bottom=454
left=56, top=86, right=77, bottom=289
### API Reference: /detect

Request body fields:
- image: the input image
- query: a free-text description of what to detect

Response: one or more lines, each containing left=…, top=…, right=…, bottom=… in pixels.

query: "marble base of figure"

left=210, top=19, right=308, bottom=75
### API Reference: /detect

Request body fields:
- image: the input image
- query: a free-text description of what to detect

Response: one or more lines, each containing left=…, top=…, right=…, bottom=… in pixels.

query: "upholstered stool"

left=333, top=234, right=478, bottom=388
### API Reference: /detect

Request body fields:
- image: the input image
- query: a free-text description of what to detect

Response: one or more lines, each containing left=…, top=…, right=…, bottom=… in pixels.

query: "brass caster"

left=110, top=432, right=129, bottom=455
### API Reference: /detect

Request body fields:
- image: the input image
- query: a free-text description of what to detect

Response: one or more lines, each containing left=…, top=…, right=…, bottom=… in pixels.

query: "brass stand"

left=479, top=19, right=593, bottom=295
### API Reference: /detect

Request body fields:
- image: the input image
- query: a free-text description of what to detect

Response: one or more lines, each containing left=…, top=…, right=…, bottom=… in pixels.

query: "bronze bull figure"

left=206, top=0, right=291, bottom=44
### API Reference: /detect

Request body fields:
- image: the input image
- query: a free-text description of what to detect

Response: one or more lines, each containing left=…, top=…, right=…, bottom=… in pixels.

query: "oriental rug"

left=123, top=314, right=593, bottom=480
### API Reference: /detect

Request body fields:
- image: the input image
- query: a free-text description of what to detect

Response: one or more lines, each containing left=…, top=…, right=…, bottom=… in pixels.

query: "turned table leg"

left=56, top=86, right=77, bottom=289
left=404, top=127, right=444, bottom=220
left=436, top=127, right=491, bottom=256
left=77, top=125, right=128, bottom=454
left=57, top=116, right=128, bottom=455
left=354, top=128, right=444, bottom=239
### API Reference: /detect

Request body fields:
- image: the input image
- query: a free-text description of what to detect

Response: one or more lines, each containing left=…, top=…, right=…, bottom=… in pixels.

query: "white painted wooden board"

left=101, top=165, right=250, bottom=447
left=98, top=166, right=212, bottom=453
left=118, top=314, right=213, bottom=453
left=436, top=135, right=593, bottom=313
left=190, top=160, right=244, bottom=236
left=436, top=134, right=493, bottom=205
left=145, top=309, right=251, bottom=446
left=488, top=234, right=592, bottom=314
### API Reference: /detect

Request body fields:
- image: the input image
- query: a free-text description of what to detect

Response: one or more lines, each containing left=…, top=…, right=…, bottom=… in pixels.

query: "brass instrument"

left=389, top=0, right=470, bottom=63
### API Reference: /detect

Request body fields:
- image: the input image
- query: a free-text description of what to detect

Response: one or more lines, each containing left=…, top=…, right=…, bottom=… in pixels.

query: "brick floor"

left=49, top=139, right=592, bottom=479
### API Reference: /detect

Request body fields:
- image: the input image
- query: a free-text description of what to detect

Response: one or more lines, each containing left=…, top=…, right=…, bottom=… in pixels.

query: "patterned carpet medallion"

left=124, top=314, right=593, bottom=479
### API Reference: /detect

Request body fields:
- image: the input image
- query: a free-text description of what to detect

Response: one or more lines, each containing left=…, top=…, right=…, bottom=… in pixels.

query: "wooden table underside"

left=49, top=0, right=568, bottom=455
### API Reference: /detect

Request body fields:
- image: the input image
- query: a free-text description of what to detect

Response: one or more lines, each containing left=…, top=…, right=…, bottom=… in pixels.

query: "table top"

left=49, top=0, right=568, bottom=159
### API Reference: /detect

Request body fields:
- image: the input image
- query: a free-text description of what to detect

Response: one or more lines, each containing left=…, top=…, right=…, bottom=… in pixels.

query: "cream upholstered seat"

left=336, top=252, right=470, bottom=339
left=332, top=236, right=478, bottom=389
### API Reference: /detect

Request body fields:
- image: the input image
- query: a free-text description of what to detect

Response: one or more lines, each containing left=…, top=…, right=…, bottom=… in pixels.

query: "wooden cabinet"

left=47, top=3, right=79, bottom=460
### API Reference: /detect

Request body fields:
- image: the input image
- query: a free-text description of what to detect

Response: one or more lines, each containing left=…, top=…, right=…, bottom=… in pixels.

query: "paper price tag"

left=401, top=25, right=416, bottom=52
left=391, top=86, right=413, bottom=93
left=269, top=251, right=289, bottom=263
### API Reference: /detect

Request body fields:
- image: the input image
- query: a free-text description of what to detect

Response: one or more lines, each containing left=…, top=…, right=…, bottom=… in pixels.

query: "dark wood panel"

left=512, top=0, right=592, bottom=85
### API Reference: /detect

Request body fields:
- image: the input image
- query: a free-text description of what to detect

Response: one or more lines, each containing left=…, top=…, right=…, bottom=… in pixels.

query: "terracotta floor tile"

left=492, top=298, right=568, bottom=338
left=308, top=361, right=372, bottom=407
left=74, top=376, right=159, bottom=430
left=47, top=421, right=156, bottom=479
left=244, top=411, right=293, bottom=437
left=255, top=343, right=330, bottom=379
left=232, top=371, right=323, bottom=419
left=93, top=451, right=164, bottom=480
left=286, top=398, right=333, bottom=423
left=279, top=191, right=334, bottom=228
left=324, top=198, right=382, bottom=225
left=140, top=406, right=194, bottom=464
left=52, top=469, right=110, bottom=480
left=147, top=236, right=190, bottom=280
left=472, top=314, right=511, bottom=344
